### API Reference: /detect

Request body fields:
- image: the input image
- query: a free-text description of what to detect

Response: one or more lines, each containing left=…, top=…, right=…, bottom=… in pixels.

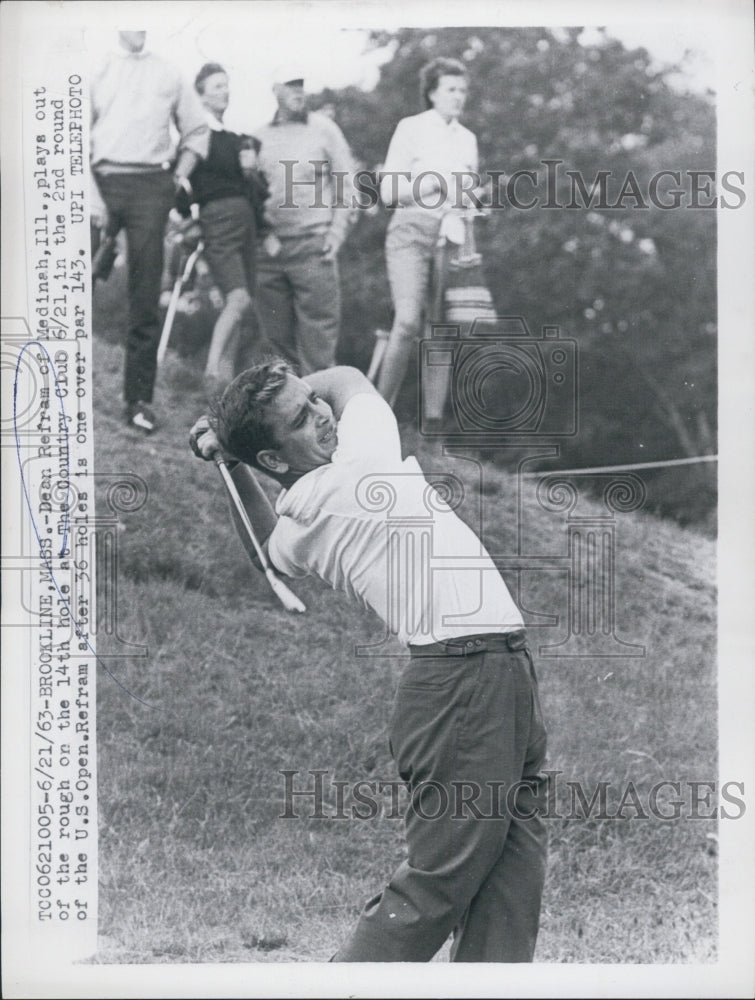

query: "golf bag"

left=442, top=211, right=497, bottom=335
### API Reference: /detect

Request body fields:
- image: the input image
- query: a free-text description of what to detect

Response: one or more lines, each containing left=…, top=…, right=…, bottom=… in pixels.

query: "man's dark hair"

left=214, top=359, right=294, bottom=468
left=195, top=62, right=226, bottom=94
left=420, top=56, right=468, bottom=109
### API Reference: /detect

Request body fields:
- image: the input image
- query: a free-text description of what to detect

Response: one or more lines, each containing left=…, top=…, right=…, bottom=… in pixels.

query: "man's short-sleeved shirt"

left=267, top=393, right=523, bottom=647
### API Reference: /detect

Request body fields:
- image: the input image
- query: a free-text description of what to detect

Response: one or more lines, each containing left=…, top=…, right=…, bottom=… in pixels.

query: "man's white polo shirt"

left=267, top=393, right=523, bottom=647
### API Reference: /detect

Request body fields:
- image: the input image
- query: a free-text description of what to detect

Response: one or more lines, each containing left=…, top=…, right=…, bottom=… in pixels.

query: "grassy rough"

left=92, top=329, right=717, bottom=965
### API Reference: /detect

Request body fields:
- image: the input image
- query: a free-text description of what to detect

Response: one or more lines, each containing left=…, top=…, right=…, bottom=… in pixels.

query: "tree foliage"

left=326, top=27, right=717, bottom=528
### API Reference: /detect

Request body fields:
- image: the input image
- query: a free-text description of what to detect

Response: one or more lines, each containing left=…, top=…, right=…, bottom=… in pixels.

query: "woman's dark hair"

left=195, top=62, right=227, bottom=94
left=420, top=56, right=468, bottom=109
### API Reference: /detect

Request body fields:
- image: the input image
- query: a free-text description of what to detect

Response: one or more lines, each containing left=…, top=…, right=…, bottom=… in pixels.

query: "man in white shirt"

left=190, top=361, right=548, bottom=962
left=90, top=30, right=209, bottom=433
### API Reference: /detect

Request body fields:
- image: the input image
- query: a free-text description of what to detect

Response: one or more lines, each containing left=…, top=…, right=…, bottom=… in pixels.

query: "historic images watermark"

left=278, top=161, right=747, bottom=212
left=279, top=769, right=746, bottom=822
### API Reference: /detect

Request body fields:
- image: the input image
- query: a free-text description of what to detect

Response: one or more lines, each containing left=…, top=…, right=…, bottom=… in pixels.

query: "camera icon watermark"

left=419, top=316, right=578, bottom=440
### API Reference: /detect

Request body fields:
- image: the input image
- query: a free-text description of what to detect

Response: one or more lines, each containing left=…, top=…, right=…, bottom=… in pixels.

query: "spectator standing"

left=90, top=29, right=209, bottom=433
left=254, top=67, right=354, bottom=374
left=377, top=57, right=480, bottom=424
left=187, top=62, right=279, bottom=397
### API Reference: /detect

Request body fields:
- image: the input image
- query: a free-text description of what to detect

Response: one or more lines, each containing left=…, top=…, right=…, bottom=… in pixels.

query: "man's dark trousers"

left=255, top=232, right=340, bottom=375
left=334, top=630, right=548, bottom=962
left=95, top=171, right=174, bottom=405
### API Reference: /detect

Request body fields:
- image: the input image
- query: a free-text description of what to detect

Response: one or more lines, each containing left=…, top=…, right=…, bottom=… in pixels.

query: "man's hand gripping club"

left=189, top=416, right=306, bottom=613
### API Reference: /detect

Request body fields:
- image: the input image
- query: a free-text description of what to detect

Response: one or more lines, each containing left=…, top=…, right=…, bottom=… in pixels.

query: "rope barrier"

left=520, top=455, right=718, bottom=477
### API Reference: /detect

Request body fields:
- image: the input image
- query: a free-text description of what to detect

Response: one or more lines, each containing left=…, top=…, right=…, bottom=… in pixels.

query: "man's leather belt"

left=409, top=629, right=528, bottom=657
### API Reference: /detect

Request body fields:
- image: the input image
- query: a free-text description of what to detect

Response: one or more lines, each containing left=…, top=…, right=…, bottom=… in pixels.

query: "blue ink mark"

left=14, top=340, right=162, bottom=712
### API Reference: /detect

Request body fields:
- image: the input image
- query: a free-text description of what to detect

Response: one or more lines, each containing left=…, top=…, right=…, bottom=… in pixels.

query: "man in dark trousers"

left=90, top=29, right=209, bottom=433
left=190, top=362, right=549, bottom=961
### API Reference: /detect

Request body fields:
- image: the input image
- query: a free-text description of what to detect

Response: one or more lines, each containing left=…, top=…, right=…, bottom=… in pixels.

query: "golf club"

left=157, top=237, right=204, bottom=367
left=366, top=328, right=389, bottom=384
left=213, top=453, right=307, bottom=614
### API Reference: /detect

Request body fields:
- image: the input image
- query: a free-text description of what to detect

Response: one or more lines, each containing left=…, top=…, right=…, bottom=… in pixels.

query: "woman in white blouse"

left=377, top=57, right=479, bottom=420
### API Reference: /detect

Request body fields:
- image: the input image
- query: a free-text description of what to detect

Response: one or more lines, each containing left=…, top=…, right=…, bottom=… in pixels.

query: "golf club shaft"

left=157, top=242, right=204, bottom=366
left=213, top=454, right=306, bottom=614
left=367, top=329, right=389, bottom=384
left=157, top=278, right=183, bottom=365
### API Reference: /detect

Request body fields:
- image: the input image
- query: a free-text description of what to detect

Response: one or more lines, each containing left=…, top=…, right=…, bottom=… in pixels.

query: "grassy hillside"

left=92, top=307, right=717, bottom=964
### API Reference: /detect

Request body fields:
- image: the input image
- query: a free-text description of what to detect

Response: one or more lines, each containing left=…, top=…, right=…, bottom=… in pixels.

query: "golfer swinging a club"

left=189, top=360, right=548, bottom=962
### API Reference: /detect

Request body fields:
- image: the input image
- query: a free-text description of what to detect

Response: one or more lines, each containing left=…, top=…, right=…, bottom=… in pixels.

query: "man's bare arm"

left=303, top=366, right=378, bottom=420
